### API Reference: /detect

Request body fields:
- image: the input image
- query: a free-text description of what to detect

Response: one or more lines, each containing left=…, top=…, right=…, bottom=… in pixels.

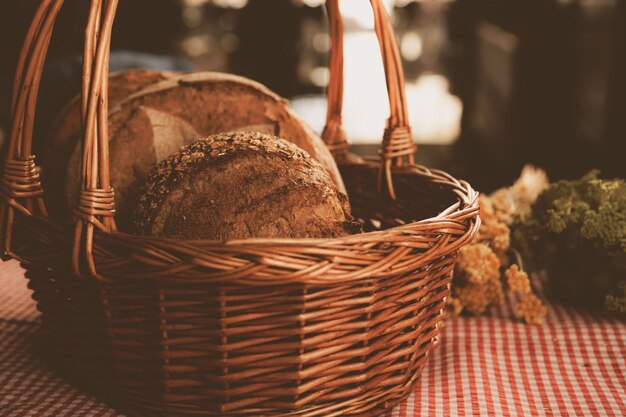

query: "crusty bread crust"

left=44, top=71, right=344, bottom=231
left=134, top=132, right=359, bottom=240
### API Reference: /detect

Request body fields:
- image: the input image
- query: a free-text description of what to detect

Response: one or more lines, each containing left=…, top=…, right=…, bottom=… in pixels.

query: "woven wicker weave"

left=1, top=0, right=480, bottom=416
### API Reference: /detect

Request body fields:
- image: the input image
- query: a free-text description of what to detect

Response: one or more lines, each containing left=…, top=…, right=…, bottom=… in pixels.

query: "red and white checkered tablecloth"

left=1, top=259, right=625, bottom=417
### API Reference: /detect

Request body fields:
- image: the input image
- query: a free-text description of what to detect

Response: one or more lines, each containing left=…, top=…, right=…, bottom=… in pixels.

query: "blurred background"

left=0, top=0, right=624, bottom=191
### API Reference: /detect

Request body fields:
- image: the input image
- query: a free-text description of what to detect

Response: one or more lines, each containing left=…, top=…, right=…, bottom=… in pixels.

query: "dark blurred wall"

left=0, top=0, right=182, bottom=79
left=448, top=0, right=624, bottom=186
left=448, top=0, right=578, bottom=186
left=605, top=0, right=626, bottom=178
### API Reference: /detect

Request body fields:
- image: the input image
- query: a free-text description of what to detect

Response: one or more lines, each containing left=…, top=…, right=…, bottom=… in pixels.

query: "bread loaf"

left=44, top=72, right=344, bottom=231
left=42, top=69, right=176, bottom=215
left=134, top=132, right=359, bottom=240
left=44, top=69, right=176, bottom=163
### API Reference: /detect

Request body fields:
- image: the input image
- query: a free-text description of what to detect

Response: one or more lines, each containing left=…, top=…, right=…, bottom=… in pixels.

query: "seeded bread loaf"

left=134, top=132, right=359, bottom=240
left=44, top=72, right=344, bottom=231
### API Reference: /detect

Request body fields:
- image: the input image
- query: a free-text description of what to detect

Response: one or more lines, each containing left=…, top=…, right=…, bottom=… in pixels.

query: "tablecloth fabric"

left=1, top=260, right=625, bottom=417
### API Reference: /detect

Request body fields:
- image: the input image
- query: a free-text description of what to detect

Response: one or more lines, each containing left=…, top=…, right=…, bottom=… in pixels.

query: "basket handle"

left=72, top=0, right=119, bottom=276
left=0, top=0, right=64, bottom=257
left=323, top=0, right=415, bottom=199
left=1, top=0, right=118, bottom=272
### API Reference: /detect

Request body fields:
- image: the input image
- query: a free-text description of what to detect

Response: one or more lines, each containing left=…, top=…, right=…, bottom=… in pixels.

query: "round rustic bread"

left=42, top=68, right=177, bottom=216
left=43, top=72, right=344, bottom=231
left=134, top=132, right=359, bottom=241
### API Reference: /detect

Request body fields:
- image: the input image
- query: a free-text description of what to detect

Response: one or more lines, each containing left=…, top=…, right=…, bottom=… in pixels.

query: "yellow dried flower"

left=478, top=221, right=511, bottom=258
left=486, top=274, right=505, bottom=308
left=456, top=277, right=504, bottom=315
left=456, top=283, right=491, bottom=315
left=451, top=166, right=549, bottom=323
left=515, top=294, right=547, bottom=325
left=479, top=195, right=497, bottom=224
left=511, top=165, right=549, bottom=212
left=445, top=296, right=464, bottom=317
left=490, top=189, right=516, bottom=224
left=506, top=264, right=531, bottom=294
left=492, top=230, right=510, bottom=254
left=457, top=243, right=501, bottom=285
left=487, top=165, right=549, bottom=225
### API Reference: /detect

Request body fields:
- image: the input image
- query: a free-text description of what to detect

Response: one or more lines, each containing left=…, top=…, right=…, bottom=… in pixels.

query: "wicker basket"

left=1, top=0, right=479, bottom=416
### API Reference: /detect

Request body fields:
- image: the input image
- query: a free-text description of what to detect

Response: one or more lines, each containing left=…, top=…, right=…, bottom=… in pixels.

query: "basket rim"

left=13, top=159, right=480, bottom=286
left=44, top=160, right=479, bottom=247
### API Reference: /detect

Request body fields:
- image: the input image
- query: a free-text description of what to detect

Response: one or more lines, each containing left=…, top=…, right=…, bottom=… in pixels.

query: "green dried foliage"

left=512, top=171, right=626, bottom=314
